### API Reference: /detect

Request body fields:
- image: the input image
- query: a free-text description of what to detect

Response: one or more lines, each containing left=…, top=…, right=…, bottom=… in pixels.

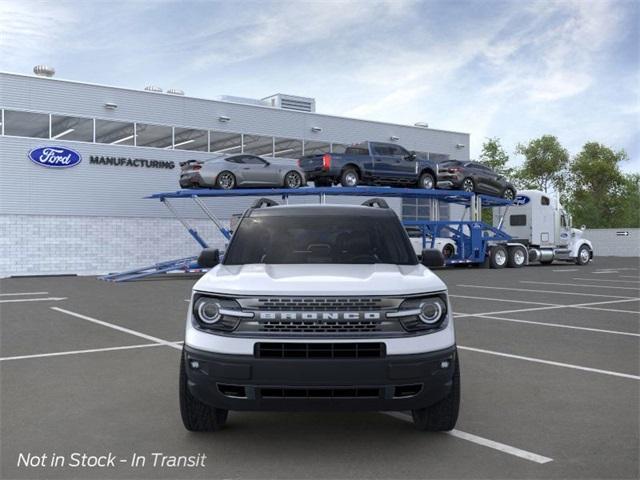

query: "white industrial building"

left=0, top=69, right=470, bottom=277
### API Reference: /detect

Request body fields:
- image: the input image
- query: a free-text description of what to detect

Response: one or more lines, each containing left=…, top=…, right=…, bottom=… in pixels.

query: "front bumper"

left=183, top=345, right=457, bottom=411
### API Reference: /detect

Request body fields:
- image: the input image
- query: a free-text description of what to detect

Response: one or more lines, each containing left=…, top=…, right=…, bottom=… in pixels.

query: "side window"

left=243, top=155, right=267, bottom=165
left=226, top=156, right=244, bottom=164
left=372, top=144, right=390, bottom=155
left=510, top=215, right=527, bottom=226
left=541, top=196, right=550, bottom=206
left=561, top=214, right=567, bottom=227
left=389, top=145, right=409, bottom=157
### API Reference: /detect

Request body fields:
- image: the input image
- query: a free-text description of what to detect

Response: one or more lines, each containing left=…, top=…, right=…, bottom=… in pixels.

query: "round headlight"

left=196, top=298, right=221, bottom=324
left=418, top=298, right=445, bottom=324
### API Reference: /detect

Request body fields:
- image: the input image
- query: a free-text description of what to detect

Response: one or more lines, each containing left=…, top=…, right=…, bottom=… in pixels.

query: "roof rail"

left=361, top=198, right=389, bottom=209
left=251, top=198, right=279, bottom=209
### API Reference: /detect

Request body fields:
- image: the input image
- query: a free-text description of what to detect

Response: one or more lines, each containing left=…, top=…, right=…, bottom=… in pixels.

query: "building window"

left=210, top=131, right=242, bottom=154
left=429, top=153, right=450, bottom=163
left=243, top=134, right=274, bottom=156
left=402, top=199, right=449, bottom=222
left=3, top=110, right=49, bottom=138
left=173, top=127, right=208, bottom=151
left=304, top=140, right=331, bottom=156
left=274, top=137, right=303, bottom=158
left=135, top=123, right=172, bottom=148
left=51, top=114, right=93, bottom=142
left=95, top=119, right=135, bottom=145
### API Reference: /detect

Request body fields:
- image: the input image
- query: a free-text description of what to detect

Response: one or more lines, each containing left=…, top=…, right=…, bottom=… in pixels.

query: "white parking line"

left=0, top=297, right=67, bottom=304
left=454, top=298, right=640, bottom=318
left=384, top=413, right=553, bottom=464
left=0, top=342, right=184, bottom=362
left=572, top=278, right=639, bottom=284
left=51, top=307, right=182, bottom=350
left=552, top=269, right=579, bottom=272
left=449, top=294, right=558, bottom=306
left=458, top=346, right=640, bottom=380
left=521, top=281, right=639, bottom=291
left=0, top=291, right=49, bottom=296
left=458, top=314, right=640, bottom=337
left=456, top=284, right=636, bottom=299
left=621, top=275, right=640, bottom=279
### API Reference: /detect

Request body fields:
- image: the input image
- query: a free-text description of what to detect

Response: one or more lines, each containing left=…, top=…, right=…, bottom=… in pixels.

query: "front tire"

left=216, top=171, right=236, bottom=190
left=503, top=187, right=516, bottom=201
left=179, top=352, right=228, bottom=432
left=442, top=243, right=455, bottom=259
left=412, top=357, right=460, bottom=431
left=284, top=171, right=303, bottom=189
left=489, top=245, right=508, bottom=269
left=576, top=245, right=591, bottom=265
left=418, top=172, right=435, bottom=190
left=340, top=168, right=359, bottom=187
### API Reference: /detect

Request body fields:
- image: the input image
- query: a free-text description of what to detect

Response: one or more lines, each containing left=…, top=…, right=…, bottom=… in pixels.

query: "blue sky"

left=1, top=0, right=638, bottom=172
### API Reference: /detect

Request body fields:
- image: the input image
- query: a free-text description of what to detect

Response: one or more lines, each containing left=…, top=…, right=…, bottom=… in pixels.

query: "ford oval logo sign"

left=28, top=147, right=82, bottom=169
left=513, top=195, right=530, bottom=206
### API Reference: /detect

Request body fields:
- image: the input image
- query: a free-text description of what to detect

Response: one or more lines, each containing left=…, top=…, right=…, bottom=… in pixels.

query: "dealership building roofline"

left=0, top=71, right=469, bottom=137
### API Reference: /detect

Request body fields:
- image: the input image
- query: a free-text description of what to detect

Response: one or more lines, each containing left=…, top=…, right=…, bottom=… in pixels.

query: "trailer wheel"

left=489, top=245, right=508, bottom=269
left=507, top=246, right=526, bottom=268
left=442, top=244, right=455, bottom=259
left=576, top=245, right=591, bottom=265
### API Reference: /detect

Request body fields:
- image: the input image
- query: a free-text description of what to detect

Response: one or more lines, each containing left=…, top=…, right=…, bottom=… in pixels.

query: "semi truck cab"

left=494, top=190, right=593, bottom=265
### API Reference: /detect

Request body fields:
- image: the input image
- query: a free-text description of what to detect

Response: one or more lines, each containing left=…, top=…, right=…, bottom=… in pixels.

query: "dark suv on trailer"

left=437, top=160, right=516, bottom=199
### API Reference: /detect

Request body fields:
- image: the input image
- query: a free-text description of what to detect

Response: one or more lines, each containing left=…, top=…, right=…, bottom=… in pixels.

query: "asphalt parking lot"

left=1, top=257, right=638, bottom=479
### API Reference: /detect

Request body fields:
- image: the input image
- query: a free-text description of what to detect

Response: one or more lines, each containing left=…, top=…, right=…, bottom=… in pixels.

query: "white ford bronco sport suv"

left=180, top=199, right=459, bottom=431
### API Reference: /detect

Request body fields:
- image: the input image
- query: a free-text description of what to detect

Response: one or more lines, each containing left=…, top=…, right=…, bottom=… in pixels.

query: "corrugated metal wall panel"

left=1, top=72, right=469, bottom=220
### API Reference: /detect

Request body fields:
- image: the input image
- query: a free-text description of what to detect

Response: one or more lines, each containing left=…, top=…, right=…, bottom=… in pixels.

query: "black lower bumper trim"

left=183, top=345, right=457, bottom=411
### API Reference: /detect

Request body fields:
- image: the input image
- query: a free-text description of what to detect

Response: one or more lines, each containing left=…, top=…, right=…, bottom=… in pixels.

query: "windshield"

left=223, top=214, right=417, bottom=265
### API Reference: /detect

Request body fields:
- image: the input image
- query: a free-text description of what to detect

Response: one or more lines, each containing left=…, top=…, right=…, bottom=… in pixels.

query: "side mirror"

left=581, top=225, right=586, bottom=231
left=406, top=151, right=417, bottom=161
left=197, top=248, right=220, bottom=268
left=421, top=249, right=445, bottom=267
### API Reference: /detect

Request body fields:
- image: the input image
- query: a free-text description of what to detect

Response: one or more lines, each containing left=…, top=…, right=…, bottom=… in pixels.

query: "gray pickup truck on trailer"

left=298, top=141, right=439, bottom=189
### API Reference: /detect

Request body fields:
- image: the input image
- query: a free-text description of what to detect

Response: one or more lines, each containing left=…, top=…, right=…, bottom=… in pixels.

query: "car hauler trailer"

left=100, top=186, right=593, bottom=282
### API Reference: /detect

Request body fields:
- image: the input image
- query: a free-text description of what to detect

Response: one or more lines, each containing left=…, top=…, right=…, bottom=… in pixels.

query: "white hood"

left=194, top=263, right=447, bottom=296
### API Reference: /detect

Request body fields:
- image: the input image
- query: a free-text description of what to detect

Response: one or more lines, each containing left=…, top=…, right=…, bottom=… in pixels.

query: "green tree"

left=566, top=142, right=638, bottom=228
left=479, top=137, right=514, bottom=177
left=515, top=135, right=569, bottom=193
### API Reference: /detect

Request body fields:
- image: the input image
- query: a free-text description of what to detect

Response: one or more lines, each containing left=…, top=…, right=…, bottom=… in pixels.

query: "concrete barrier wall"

left=584, top=228, right=640, bottom=257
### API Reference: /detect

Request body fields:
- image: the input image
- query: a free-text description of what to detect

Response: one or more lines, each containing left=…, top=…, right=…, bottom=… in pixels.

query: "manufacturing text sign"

left=28, top=147, right=82, bottom=169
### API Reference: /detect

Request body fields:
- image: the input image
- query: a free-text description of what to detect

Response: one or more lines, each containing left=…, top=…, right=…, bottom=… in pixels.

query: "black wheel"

left=461, top=177, right=475, bottom=192
left=489, top=245, right=508, bottom=269
left=503, top=187, right=516, bottom=201
left=412, top=356, right=460, bottom=431
left=507, top=246, right=526, bottom=268
left=179, top=351, right=228, bottom=432
left=418, top=172, right=435, bottom=189
left=216, top=171, right=236, bottom=190
left=576, top=245, right=591, bottom=265
left=442, top=244, right=455, bottom=259
left=340, top=168, right=359, bottom=187
left=284, top=171, right=303, bottom=189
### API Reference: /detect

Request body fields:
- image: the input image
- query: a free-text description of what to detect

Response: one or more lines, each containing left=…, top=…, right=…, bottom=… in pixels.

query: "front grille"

left=255, top=342, right=385, bottom=359
left=239, top=297, right=399, bottom=311
left=260, top=387, right=381, bottom=398
left=260, top=320, right=381, bottom=334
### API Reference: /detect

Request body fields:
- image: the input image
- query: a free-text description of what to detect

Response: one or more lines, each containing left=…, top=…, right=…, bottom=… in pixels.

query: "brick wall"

left=0, top=215, right=229, bottom=277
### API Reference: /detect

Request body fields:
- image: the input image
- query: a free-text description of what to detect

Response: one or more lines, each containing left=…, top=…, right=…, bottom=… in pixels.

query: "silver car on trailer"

left=180, top=154, right=306, bottom=189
